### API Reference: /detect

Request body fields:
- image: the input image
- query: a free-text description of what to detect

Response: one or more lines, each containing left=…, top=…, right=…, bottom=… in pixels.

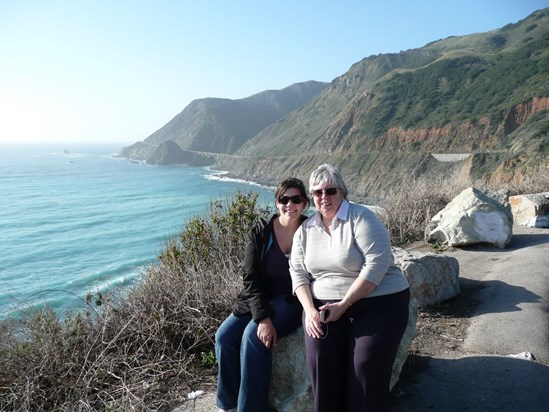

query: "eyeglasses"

left=311, top=187, right=338, bottom=197
left=278, top=195, right=304, bottom=205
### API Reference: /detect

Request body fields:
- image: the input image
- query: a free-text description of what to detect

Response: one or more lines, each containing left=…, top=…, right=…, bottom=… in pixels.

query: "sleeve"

left=240, top=223, right=274, bottom=322
left=353, top=208, right=393, bottom=285
left=289, top=225, right=312, bottom=294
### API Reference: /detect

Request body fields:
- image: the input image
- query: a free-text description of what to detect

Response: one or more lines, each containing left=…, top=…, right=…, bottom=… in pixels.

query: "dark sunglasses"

left=311, top=187, right=338, bottom=197
left=278, top=195, right=304, bottom=205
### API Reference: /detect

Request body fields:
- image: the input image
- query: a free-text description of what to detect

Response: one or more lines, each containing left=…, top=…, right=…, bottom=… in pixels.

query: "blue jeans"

left=215, top=294, right=302, bottom=412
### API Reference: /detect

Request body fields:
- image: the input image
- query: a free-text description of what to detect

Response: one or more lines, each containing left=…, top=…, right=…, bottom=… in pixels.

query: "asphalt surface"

left=392, top=225, right=549, bottom=412
left=174, top=225, right=549, bottom=412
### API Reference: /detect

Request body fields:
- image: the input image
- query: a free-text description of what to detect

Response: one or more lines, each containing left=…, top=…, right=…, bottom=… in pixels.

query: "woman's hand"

left=304, top=309, right=324, bottom=339
left=318, top=301, right=349, bottom=323
left=257, top=318, right=277, bottom=348
left=319, top=279, right=376, bottom=323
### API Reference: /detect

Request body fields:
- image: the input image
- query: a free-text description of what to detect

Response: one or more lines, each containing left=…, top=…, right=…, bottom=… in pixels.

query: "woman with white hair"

left=290, top=164, right=410, bottom=412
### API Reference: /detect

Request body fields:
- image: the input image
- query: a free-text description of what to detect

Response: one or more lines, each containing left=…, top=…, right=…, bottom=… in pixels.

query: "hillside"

left=121, top=8, right=549, bottom=199
left=218, top=8, right=549, bottom=198
left=119, top=80, right=329, bottom=161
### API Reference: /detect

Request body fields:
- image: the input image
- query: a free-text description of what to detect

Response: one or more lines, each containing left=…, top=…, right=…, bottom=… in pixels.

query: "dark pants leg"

left=304, top=317, right=349, bottom=412
left=346, top=289, right=410, bottom=412
left=304, top=289, right=410, bottom=412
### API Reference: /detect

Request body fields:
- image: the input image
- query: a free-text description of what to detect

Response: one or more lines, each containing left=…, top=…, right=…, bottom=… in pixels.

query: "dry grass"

left=380, top=174, right=472, bottom=246
left=381, top=169, right=549, bottom=246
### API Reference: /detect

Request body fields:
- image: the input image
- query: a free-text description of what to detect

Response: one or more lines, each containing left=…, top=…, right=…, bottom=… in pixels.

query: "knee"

left=215, top=324, right=238, bottom=352
left=241, top=326, right=260, bottom=346
left=241, top=327, right=267, bottom=354
left=355, top=346, right=393, bottom=376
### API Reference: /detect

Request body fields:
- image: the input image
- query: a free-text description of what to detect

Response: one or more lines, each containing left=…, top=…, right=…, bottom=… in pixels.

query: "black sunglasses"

left=278, top=195, right=304, bottom=205
left=311, top=187, right=338, bottom=197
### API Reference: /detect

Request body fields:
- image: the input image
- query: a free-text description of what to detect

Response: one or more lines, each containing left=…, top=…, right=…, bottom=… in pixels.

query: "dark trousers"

left=304, top=289, right=410, bottom=412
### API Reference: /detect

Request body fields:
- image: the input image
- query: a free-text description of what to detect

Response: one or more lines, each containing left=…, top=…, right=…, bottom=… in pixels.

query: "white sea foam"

left=202, top=167, right=276, bottom=190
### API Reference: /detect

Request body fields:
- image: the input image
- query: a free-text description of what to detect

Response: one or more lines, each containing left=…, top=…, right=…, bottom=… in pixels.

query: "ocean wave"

left=202, top=168, right=276, bottom=191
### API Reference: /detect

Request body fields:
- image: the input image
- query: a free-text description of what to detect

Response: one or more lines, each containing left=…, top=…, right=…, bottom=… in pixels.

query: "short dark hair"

left=274, top=177, right=310, bottom=212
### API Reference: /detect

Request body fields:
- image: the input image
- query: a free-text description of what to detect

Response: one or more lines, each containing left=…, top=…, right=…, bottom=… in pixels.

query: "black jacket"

left=233, top=214, right=307, bottom=322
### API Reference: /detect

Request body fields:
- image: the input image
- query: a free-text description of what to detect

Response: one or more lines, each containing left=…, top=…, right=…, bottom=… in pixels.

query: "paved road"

left=174, top=225, right=549, bottom=412
left=392, top=225, right=549, bottom=412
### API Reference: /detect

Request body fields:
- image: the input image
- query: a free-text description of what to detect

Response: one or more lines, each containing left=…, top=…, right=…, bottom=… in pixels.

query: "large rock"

left=269, top=298, right=418, bottom=412
left=425, top=187, right=513, bottom=249
left=146, top=140, right=215, bottom=166
left=393, top=248, right=460, bottom=307
left=509, top=192, right=549, bottom=228
left=269, top=329, right=312, bottom=412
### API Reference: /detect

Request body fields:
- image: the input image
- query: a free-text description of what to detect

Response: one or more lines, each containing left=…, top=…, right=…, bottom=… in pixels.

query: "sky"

left=1, top=0, right=548, bottom=146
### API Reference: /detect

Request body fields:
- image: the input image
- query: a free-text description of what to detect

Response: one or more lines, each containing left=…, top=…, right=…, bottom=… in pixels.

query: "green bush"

left=160, top=191, right=271, bottom=270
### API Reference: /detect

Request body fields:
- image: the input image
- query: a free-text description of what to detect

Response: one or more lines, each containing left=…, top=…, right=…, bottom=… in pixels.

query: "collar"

left=306, top=199, right=350, bottom=227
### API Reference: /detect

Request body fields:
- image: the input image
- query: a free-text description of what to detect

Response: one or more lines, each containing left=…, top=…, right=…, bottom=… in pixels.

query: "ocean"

left=0, top=144, right=275, bottom=320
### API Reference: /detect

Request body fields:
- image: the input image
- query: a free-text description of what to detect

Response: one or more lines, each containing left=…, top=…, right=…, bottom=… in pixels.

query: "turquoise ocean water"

left=0, top=144, right=274, bottom=320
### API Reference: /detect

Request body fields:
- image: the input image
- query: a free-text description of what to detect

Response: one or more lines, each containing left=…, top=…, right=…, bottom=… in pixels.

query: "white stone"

left=425, top=187, right=513, bottom=249
left=509, top=192, right=549, bottom=228
left=393, top=248, right=460, bottom=307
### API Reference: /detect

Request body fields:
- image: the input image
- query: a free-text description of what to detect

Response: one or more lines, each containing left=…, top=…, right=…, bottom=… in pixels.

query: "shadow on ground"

left=391, top=355, right=549, bottom=411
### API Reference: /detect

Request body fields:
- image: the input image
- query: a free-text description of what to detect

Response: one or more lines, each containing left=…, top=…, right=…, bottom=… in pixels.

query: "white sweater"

left=290, top=200, right=409, bottom=300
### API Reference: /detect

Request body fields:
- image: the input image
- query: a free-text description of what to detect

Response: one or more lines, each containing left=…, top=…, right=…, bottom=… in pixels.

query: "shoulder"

left=347, top=201, right=379, bottom=221
left=301, top=212, right=320, bottom=230
left=347, top=202, right=389, bottom=235
left=250, top=215, right=275, bottom=236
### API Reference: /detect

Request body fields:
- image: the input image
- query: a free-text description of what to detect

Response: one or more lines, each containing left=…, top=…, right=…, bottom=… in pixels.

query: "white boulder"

left=425, top=187, right=513, bottom=249
left=393, top=247, right=460, bottom=307
left=509, top=192, right=549, bottom=228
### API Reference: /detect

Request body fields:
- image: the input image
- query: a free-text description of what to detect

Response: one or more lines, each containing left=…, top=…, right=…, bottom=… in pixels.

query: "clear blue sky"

left=1, top=0, right=547, bottom=145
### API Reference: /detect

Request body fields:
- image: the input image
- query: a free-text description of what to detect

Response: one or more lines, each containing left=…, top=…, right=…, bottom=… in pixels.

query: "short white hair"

left=309, top=164, right=348, bottom=199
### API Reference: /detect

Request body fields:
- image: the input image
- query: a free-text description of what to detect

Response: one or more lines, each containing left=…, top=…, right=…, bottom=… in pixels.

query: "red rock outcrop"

left=503, top=97, right=549, bottom=134
left=372, top=97, right=549, bottom=152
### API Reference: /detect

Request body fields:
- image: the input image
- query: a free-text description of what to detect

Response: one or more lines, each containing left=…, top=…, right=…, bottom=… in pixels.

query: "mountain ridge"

left=119, top=80, right=329, bottom=160
left=120, top=8, right=549, bottom=199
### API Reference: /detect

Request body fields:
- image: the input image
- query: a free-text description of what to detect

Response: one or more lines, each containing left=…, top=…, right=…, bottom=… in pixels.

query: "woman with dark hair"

left=290, top=164, right=410, bottom=412
left=215, top=178, right=310, bottom=412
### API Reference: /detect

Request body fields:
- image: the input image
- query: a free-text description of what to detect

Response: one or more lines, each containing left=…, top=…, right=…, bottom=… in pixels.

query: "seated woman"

left=215, top=177, right=310, bottom=412
left=290, top=164, right=410, bottom=412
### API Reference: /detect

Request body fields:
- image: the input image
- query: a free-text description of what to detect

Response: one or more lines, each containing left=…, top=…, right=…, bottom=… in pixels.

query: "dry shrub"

left=380, top=174, right=472, bottom=246
left=0, top=192, right=271, bottom=412
left=380, top=168, right=549, bottom=246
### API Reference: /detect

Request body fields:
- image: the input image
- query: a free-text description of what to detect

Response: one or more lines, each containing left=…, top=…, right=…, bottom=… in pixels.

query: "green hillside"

left=219, top=8, right=549, bottom=198
left=121, top=8, right=549, bottom=198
